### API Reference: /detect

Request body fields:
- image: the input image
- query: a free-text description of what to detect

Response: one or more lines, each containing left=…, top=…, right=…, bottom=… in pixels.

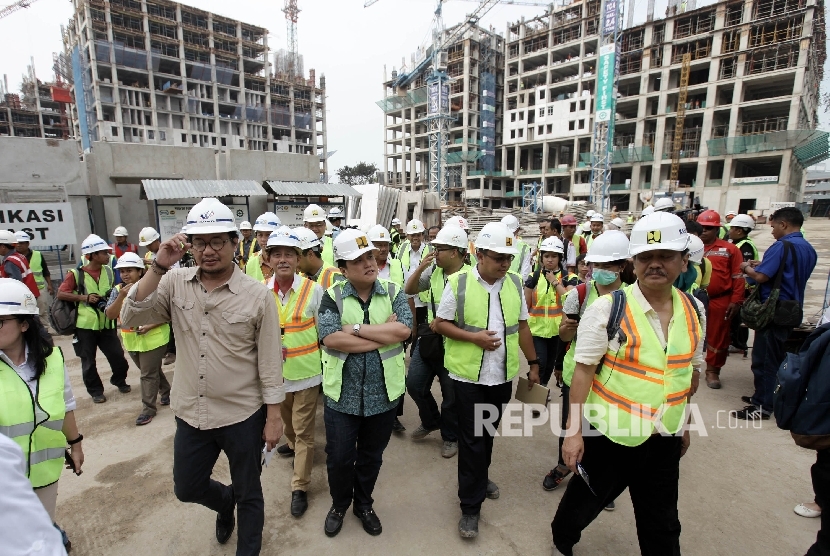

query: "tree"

left=336, top=162, right=379, bottom=185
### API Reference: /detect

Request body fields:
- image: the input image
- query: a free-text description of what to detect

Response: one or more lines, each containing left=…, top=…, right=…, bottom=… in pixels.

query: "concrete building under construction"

left=62, top=0, right=328, bottom=179
left=0, top=66, right=73, bottom=139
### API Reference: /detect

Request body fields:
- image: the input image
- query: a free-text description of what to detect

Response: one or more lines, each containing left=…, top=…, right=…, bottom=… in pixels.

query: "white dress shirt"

left=403, top=244, right=428, bottom=308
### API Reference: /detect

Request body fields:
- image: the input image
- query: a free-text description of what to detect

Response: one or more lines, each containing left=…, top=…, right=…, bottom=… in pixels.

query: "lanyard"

left=273, top=282, right=293, bottom=335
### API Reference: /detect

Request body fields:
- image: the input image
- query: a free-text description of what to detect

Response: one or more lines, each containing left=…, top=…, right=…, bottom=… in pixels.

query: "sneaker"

left=411, top=424, right=439, bottom=440
left=160, top=394, right=171, bottom=406
left=794, top=503, right=822, bottom=518
left=92, top=394, right=107, bottom=404
left=163, top=353, right=176, bottom=366
left=741, top=395, right=753, bottom=405
left=441, top=441, right=458, bottom=458
left=543, top=467, right=571, bottom=491
left=485, top=480, right=500, bottom=500
left=135, top=414, right=153, bottom=426
left=458, top=514, right=479, bottom=538
left=731, top=405, right=771, bottom=420
left=604, top=500, right=616, bottom=511
left=277, top=444, right=295, bottom=458
left=392, top=418, right=406, bottom=433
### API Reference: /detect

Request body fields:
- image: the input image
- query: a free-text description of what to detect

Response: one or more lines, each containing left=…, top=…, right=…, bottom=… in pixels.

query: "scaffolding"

left=744, top=44, right=799, bottom=75
left=673, top=10, right=715, bottom=39
left=749, top=16, right=804, bottom=48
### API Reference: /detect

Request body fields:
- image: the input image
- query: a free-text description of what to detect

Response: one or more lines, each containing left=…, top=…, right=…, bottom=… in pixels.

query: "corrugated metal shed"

left=265, top=181, right=362, bottom=197
left=141, top=179, right=267, bottom=200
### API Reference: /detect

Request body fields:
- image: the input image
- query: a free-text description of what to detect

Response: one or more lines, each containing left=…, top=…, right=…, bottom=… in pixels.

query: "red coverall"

left=702, top=238, right=745, bottom=372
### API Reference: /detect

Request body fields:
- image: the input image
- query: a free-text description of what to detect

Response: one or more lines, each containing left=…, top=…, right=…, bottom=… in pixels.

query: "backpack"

left=50, top=268, right=85, bottom=336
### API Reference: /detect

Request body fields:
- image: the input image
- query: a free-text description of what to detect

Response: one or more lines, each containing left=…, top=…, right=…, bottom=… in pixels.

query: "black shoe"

left=117, top=384, right=131, bottom=394
left=92, top=394, right=107, bottom=404
left=160, top=394, right=170, bottom=406
left=353, top=507, right=382, bottom=536
left=324, top=506, right=346, bottom=537
left=458, top=513, right=480, bottom=538
left=215, top=505, right=235, bottom=545
left=135, top=414, right=153, bottom=426
left=732, top=405, right=771, bottom=421
left=277, top=444, right=295, bottom=457
left=392, top=418, right=406, bottom=433
left=485, top=480, right=500, bottom=500
left=291, top=490, right=308, bottom=518
left=543, top=467, right=571, bottom=491
left=741, top=395, right=753, bottom=405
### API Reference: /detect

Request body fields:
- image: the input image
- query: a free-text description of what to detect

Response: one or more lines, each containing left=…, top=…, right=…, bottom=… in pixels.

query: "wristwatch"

left=353, top=324, right=361, bottom=336
left=527, top=359, right=540, bottom=366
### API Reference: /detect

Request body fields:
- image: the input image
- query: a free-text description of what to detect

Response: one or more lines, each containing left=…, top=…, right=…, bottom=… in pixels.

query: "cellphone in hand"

left=566, top=313, right=580, bottom=322
left=64, top=449, right=79, bottom=475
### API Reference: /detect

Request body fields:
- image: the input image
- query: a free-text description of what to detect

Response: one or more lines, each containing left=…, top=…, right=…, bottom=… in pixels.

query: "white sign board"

left=157, top=204, right=249, bottom=241
left=273, top=203, right=345, bottom=226
left=0, top=203, right=77, bottom=248
left=769, top=201, right=796, bottom=211
left=731, top=176, right=778, bottom=184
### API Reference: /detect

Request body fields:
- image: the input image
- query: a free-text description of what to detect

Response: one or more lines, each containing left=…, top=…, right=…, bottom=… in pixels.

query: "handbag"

left=740, top=242, right=787, bottom=330
left=417, top=288, right=445, bottom=365
left=773, top=242, right=803, bottom=327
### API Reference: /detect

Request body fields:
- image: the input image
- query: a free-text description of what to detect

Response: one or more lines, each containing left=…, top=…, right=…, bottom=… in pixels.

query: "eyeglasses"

left=0, top=317, right=19, bottom=329
left=190, top=238, right=230, bottom=252
left=482, top=250, right=515, bottom=264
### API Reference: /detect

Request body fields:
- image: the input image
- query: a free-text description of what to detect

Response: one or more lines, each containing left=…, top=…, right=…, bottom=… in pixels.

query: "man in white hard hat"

left=12, top=232, right=52, bottom=323
left=263, top=227, right=323, bottom=519
left=586, top=213, right=605, bottom=249
left=653, top=197, right=676, bottom=213
left=404, top=226, right=469, bottom=459
left=328, top=207, right=345, bottom=240
left=367, top=225, right=405, bottom=288
left=433, top=222, right=540, bottom=539
left=139, top=226, right=162, bottom=265
left=607, top=216, right=626, bottom=231
left=552, top=212, right=705, bottom=556
left=235, top=220, right=259, bottom=270
left=246, top=212, right=281, bottom=282
left=121, top=197, right=284, bottom=554
left=500, top=214, right=532, bottom=281
left=389, top=218, right=403, bottom=257
left=110, top=226, right=138, bottom=258
left=304, top=204, right=335, bottom=266
left=728, top=214, right=758, bottom=356
left=0, top=231, right=40, bottom=299
left=57, top=234, right=130, bottom=403
left=317, top=228, right=412, bottom=538
left=295, top=227, right=344, bottom=290
left=446, top=215, right=476, bottom=264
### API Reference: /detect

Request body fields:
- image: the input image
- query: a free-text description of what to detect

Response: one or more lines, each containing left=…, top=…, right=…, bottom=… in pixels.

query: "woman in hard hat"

left=0, top=278, right=84, bottom=552
left=105, top=253, right=171, bottom=426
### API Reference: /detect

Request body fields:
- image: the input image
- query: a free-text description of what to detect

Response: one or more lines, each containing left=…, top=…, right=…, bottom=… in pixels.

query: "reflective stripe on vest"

left=275, top=276, right=322, bottom=381
left=509, top=240, right=529, bottom=275
left=584, top=285, right=700, bottom=447
left=400, top=245, right=432, bottom=303
left=562, top=281, right=600, bottom=387
left=320, top=279, right=405, bottom=403
left=316, top=264, right=343, bottom=290
left=735, top=238, right=759, bottom=261
left=426, top=264, right=470, bottom=323
left=29, top=250, right=46, bottom=290
left=0, top=349, right=67, bottom=488
left=72, top=266, right=116, bottom=330
left=322, top=236, right=334, bottom=267
left=443, top=269, right=522, bottom=382
left=237, top=239, right=258, bottom=269
left=528, top=275, right=563, bottom=338
left=2, top=252, right=39, bottom=297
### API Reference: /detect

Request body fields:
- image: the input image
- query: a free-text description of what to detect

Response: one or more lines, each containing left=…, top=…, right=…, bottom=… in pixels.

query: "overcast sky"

left=1, top=0, right=827, bottom=179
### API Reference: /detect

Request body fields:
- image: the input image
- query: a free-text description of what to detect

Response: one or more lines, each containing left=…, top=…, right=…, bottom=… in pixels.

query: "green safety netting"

left=707, top=130, right=830, bottom=168
left=611, top=146, right=654, bottom=164
left=376, top=86, right=428, bottom=113
left=446, top=150, right=482, bottom=164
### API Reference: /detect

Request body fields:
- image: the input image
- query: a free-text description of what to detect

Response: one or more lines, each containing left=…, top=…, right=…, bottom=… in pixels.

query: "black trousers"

left=552, top=432, right=683, bottom=556
left=173, top=407, right=266, bottom=556
left=557, top=385, right=570, bottom=468
left=75, top=328, right=129, bottom=396
left=324, top=405, right=397, bottom=511
left=750, top=323, right=791, bottom=412
left=808, top=448, right=830, bottom=556
left=454, top=380, right=513, bottom=515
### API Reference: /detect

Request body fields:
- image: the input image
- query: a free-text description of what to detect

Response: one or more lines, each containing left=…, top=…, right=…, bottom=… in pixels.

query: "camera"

left=95, top=289, right=112, bottom=312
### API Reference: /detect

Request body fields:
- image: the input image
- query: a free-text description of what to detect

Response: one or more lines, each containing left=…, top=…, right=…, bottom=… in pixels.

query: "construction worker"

left=14, top=231, right=53, bottom=323
left=0, top=231, right=39, bottom=298
left=560, top=215, right=587, bottom=274
left=445, top=215, right=476, bottom=265
left=697, top=209, right=744, bottom=389
left=432, top=222, right=541, bottom=539
left=328, top=207, right=345, bottom=239
left=728, top=214, right=758, bottom=354
left=57, top=234, right=130, bottom=403
left=263, top=227, right=323, bottom=519
left=295, top=227, right=344, bottom=290
left=246, top=212, right=281, bottom=282
left=398, top=218, right=431, bottom=321
left=318, top=228, right=412, bottom=538
left=304, top=204, right=334, bottom=266
left=110, top=226, right=138, bottom=258
left=235, top=220, right=259, bottom=269
left=585, top=213, right=605, bottom=248
left=551, top=212, right=705, bottom=555
left=626, top=211, right=635, bottom=224
left=367, top=225, right=405, bottom=288
left=389, top=218, right=403, bottom=256
left=501, top=214, right=532, bottom=281
left=0, top=278, right=84, bottom=553
left=404, top=226, right=469, bottom=459
left=122, top=198, right=284, bottom=554
left=607, top=216, right=626, bottom=231
left=584, top=209, right=596, bottom=228
left=542, top=230, right=631, bottom=494
left=139, top=227, right=162, bottom=265
left=653, top=197, right=675, bottom=213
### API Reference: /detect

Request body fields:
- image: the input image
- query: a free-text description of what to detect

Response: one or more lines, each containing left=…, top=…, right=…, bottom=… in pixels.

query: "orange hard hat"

left=560, top=215, right=578, bottom=226
left=696, top=209, right=722, bottom=226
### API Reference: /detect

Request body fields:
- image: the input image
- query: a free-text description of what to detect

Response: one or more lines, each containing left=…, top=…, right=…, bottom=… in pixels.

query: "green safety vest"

left=28, top=250, right=46, bottom=290
left=236, top=239, right=258, bottom=269
left=509, top=239, right=530, bottom=275
left=0, top=349, right=67, bottom=488
left=584, top=285, right=701, bottom=446
left=586, top=233, right=601, bottom=249
left=246, top=251, right=266, bottom=282
left=383, top=258, right=405, bottom=289
left=735, top=238, right=759, bottom=261
left=426, top=264, right=470, bottom=322
left=321, top=236, right=334, bottom=267
left=71, top=266, right=116, bottom=331
left=274, top=276, right=322, bottom=381
left=399, top=244, right=432, bottom=303
left=562, top=281, right=600, bottom=387
left=321, top=279, right=405, bottom=402
left=443, top=268, right=523, bottom=382
left=528, top=272, right=564, bottom=338
left=115, top=284, right=170, bottom=352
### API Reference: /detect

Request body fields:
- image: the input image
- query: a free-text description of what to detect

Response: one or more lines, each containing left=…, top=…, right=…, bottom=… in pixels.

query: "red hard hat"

left=696, top=209, right=722, bottom=226
left=560, top=215, right=578, bottom=226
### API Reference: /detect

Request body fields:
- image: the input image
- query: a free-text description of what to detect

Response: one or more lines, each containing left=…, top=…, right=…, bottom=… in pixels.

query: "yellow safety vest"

left=425, top=264, right=470, bottom=323
left=585, top=285, right=701, bottom=446
left=528, top=273, right=564, bottom=338
left=562, top=281, right=600, bottom=387
left=236, top=239, right=258, bottom=269
left=321, top=279, right=405, bottom=402
left=245, top=252, right=271, bottom=282
left=0, top=349, right=66, bottom=488
left=28, top=250, right=46, bottom=290
left=443, top=268, right=523, bottom=382
left=400, top=244, right=432, bottom=303
left=312, top=263, right=343, bottom=290
left=114, top=284, right=170, bottom=352
left=71, top=266, right=116, bottom=331
left=321, top=236, right=334, bottom=267
left=509, top=239, right=530, bottom=275
left=381, top=258, right=405, bottom=289
left=274, top=276, right=322, bottom=381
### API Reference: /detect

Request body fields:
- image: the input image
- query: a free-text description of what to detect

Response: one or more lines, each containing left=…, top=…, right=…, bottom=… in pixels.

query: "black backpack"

left=50, top=268, right=85, bottom=336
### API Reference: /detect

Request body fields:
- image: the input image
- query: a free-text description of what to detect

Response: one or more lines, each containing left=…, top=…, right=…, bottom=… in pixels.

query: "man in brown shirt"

left=121, top=198, right=284, bottom=556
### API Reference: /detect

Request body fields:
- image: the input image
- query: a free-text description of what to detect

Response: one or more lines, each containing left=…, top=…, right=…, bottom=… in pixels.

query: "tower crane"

left=282, top=0, right=300, bottom=77
left=0, top=0, right=41, bottom=20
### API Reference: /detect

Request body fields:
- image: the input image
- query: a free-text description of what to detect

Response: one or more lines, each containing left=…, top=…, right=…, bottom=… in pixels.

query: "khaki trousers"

left=280, top=386, right=319, bottom=491
left=35, top=481, right=59, bottom=522
left=128, top=344, right=171, bottom=416
left=36, top=287, right=51, bottom=325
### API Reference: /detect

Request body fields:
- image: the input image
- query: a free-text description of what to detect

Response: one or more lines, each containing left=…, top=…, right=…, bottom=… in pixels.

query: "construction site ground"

left=53, top=217, right=830, bottom=555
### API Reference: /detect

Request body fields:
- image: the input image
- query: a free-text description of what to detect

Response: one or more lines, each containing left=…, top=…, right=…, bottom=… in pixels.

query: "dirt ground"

left=52, top=217, right=830, bottom=555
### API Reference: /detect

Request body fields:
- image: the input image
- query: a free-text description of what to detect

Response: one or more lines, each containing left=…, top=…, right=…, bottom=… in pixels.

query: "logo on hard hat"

left=23, top=293, right=36, bottom=309
left=140, top=235, right=146, bottom=242
left=379, top=232, right=386, bottom=238
left=200, top=210, right=215, bottom=220
left=355, top=236, right=369, bottom=248
left=505, top=237, right=513, bottom=246
left=312, top=210, right=319, bottom=216
left=410, top=224, right=418, bottom=229
left=647, top=231, right=662, bottom=244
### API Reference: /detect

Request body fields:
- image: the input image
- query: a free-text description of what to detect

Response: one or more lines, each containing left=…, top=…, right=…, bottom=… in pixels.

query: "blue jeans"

left=406, top=339, right=458, bottom=442
left=533, top=335, right=560, bottom=387
left=750, top=323, right=791, bottom=412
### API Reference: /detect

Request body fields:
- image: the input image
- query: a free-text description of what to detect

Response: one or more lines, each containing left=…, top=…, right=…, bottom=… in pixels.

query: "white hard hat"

left=539, top=236, right=565, bottom=254
left=391, top=218, right=402, bottom=226
left=0, top=278, right=38, bottom=316
left=641, top=206, right=655, bottom=217
left=431, top=226, right=468, bottom=249
left=185, top=198, right=238, bottom=235
left=253, top=212, right=281, bottom=233
left=14, top=231, right=32, bottom=243
left=239, top=220, right=253, bottom=231
left=654, top=197, right=675, bottom=212
left=445, top=215, right=470, bottom=230
left=113, top=226, right=129, bottom=237
left=590, top=213, right=605, bottom=223
left=688, top=235, right=705, bottom=264
left=367, top=225, right=392, bottom=243
left=610, top=217, right=625, bottom=229
left=730, top=214, right=756, bottom=230
left=303, top=203, right=327, bottom=223
left=81, top=234, right=113, bottom=256
left=500, top=214, right=520, bottom=232
left=115, top=252, right=145, bottom=269
left=324, top=220, right=334, bottom=236
left=266, top=226, right=302, bottom=254
left=474, top=222, right=518, bottom=254
left=586, top=210, right=596, bottom=218
left=629, top=212, right=690, bottom=256
left=293, top=227, right=321, bottom=250
left=0, top=230, right=18, bottom=245
left=726, top=210, right=737, bottom=217
left=585, top=230, right=630, bottom=263
left=138, top=227, right=160, bottom=246
left=333, top=228, right=376, bottom=261
left=580, top=222, right=592, bottom=233
left=406, top=219, right=426, bottom=234
left=328, top=207, right=344, bottom=219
